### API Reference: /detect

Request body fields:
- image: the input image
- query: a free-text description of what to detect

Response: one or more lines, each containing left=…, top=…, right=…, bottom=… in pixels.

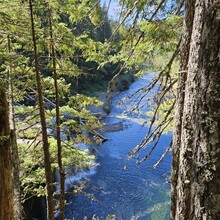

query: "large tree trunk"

left=171, top=1, right=220, bottom=219
left=0, top=85, right=14, bottom=220
left=171, top=0, right=195, bottom=218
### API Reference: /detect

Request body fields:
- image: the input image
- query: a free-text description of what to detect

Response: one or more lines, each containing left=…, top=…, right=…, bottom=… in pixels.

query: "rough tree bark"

left=171, top=0, right=220, bottom=219
left=0, top=85, right=14, bottom=220
left=171, top=0, right=195, bottom=218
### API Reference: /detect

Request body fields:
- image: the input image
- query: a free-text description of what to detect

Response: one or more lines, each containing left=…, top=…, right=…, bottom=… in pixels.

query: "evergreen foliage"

left=0, top=0, right=119, bottom=217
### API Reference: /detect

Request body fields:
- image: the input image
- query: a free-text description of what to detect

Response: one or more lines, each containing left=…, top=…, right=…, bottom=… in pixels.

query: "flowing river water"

left=64, top=74, right=172, bottom=219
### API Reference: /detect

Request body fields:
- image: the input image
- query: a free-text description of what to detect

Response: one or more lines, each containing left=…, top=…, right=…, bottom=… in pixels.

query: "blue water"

left=64, top=74, right=172, bottom=220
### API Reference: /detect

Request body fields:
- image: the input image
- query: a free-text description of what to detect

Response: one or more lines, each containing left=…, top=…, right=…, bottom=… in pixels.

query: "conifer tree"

left=1, top=0, right=112, bottom=218
left=48, top=4, right=65, bottom=219
left=29, top=0, right=54, bottom=219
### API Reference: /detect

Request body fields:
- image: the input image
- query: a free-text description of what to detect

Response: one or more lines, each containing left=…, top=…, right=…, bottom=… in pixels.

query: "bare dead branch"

left=153, top=140, right=172, bottom=168
left=137, top=117, right=173, bottom=165
left=129, top=99, right=175, bottom=160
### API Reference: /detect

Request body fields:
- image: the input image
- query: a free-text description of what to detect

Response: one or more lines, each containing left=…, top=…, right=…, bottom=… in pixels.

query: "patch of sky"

left=100, top=0, right=121, bottom=19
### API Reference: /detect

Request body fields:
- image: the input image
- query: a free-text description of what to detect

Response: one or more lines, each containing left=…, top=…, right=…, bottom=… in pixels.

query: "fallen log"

left=88, top=129, right=108, bottom=143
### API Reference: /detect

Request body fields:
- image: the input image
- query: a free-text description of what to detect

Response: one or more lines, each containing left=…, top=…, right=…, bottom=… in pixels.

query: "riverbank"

left=87, top=72, right=137, bottom=139
left=86, top=70, right=136, bottom=118
left=87, top=92, right=112, bottom=119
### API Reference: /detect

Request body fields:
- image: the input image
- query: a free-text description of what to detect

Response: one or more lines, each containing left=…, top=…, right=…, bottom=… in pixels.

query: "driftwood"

left=88, top=129, right=108, bottom=143
left=89, top=122, right=124, bottom=144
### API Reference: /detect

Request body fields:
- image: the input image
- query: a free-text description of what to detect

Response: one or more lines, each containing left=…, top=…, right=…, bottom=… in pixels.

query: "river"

left=63, top=73, right=172, bottom=220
